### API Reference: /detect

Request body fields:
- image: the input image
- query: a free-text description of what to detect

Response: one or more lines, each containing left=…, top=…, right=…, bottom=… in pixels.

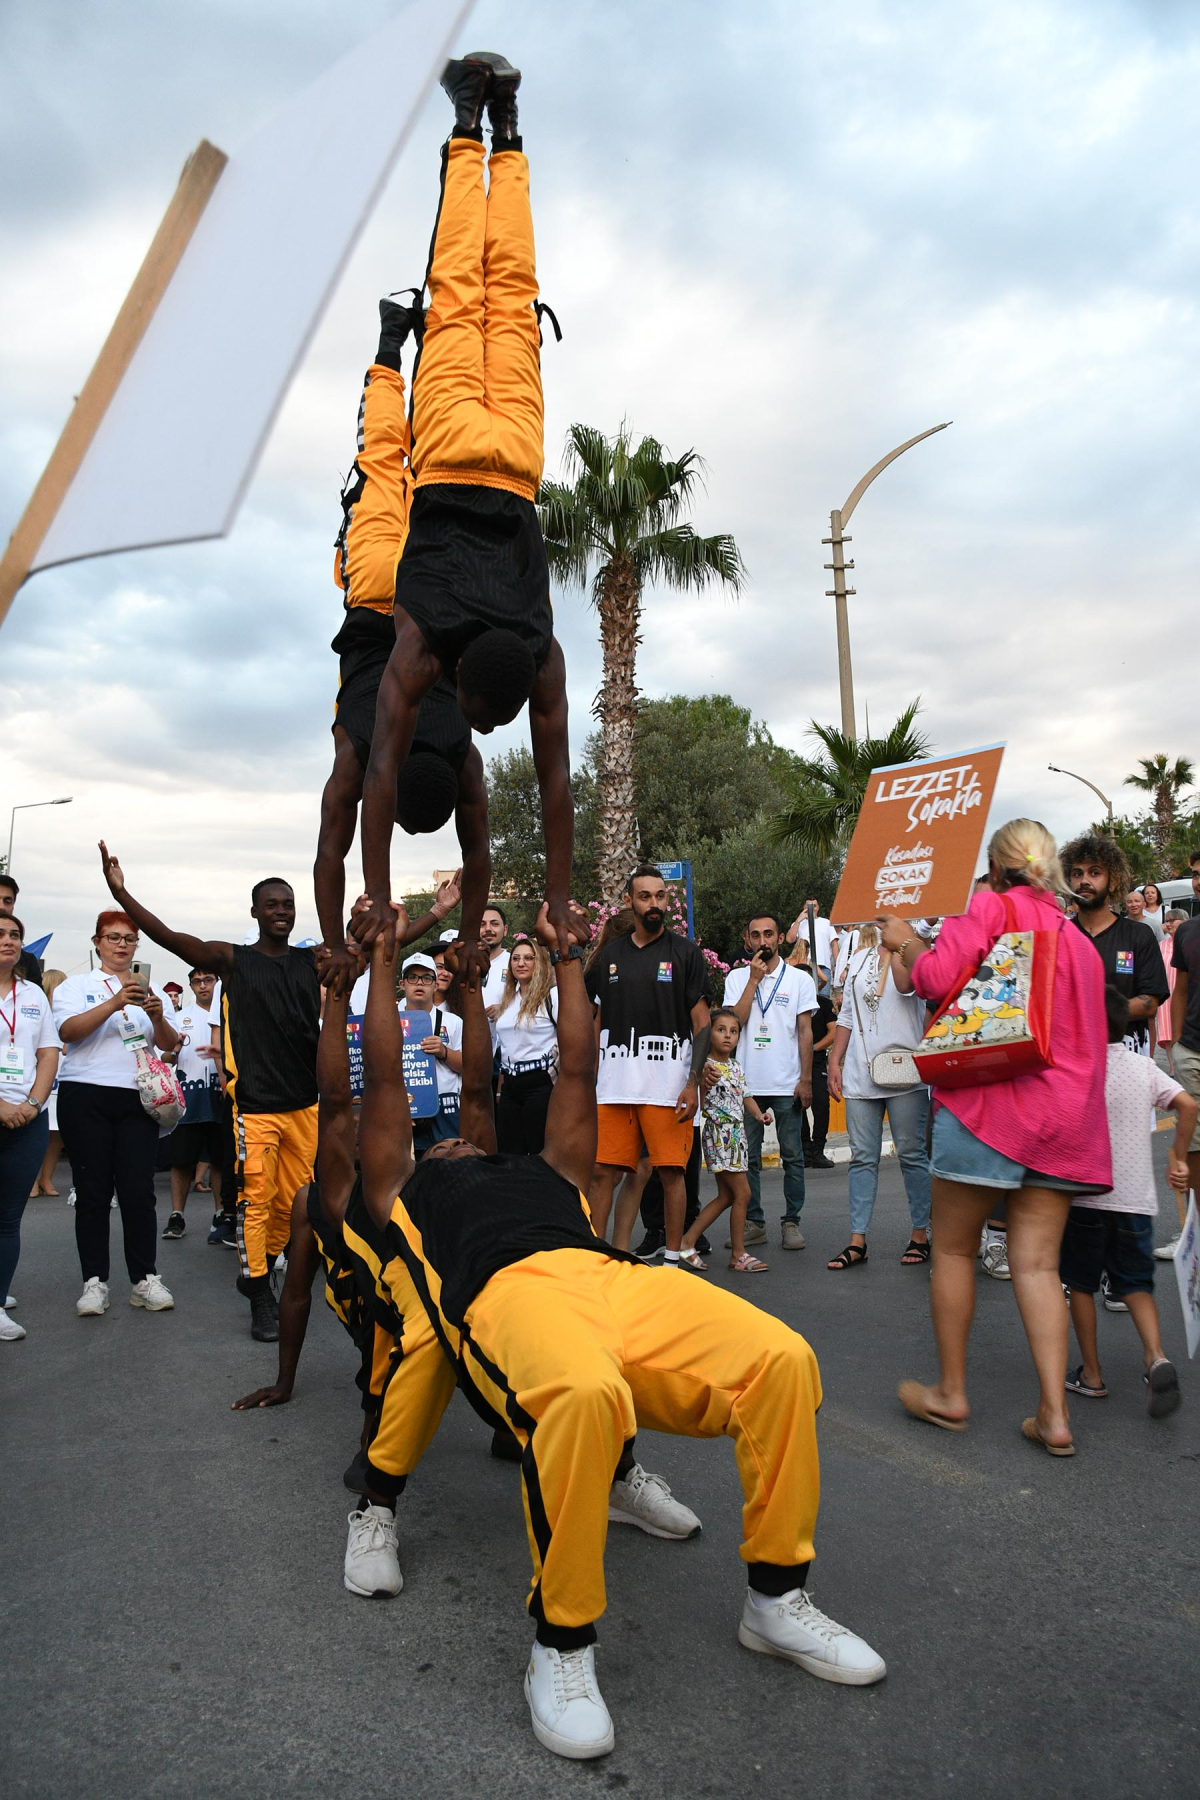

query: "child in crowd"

left=681, top=1009, right=769, bottom=1275
left=1061, top=986, right=1196, bottom=1418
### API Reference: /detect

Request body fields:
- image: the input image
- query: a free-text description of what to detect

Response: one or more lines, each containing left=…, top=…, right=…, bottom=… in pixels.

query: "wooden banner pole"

left=0, top=138, right=228, bottom=628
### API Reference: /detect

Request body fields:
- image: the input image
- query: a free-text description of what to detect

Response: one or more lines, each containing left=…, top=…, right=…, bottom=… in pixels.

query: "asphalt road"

left=4, top=1150, right=1198, bottom=1799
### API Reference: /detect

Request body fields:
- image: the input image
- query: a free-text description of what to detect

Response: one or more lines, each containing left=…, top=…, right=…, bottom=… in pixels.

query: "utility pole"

left=824, top=422, right=951, bottom=739
left=1048, top=764, right=1115, bottom=834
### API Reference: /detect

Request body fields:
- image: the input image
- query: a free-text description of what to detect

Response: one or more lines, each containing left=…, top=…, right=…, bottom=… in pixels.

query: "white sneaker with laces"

left=130, top=1274, right=174, bottom=1311
left=738, top=1586, right=886, bottom=1685
left=524, top=1640, right=614, bottom=1760
left=608, top=1463, right=701, bottom=1539
left=980, top=1230, right=1011, bottom=1280
left=0, top=1311, right=26, bottom=1340
left=5, top=1294, right=15, bottom=1307
left=77, top=1277, right=109, bottom=1316
left=344, top=1505, right=403, bottom=1596
left=1154, top=1234, right=1182, bottom=1262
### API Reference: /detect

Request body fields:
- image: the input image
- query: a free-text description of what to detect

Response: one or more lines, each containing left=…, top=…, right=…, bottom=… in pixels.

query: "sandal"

left=679, top=1248, right=708, bottom=1271
left=1021, top=1417, right=1075, bottom=1457
left=729, top=1252, right=768, bottom=1274
left=827, top=1243, right=867, bottom=1271
left=1065, top=1365, right=1107, bottom=1399
left=900, top=1238, right=930, bottom=1265
left=898, top=1378, right=968, bottom=1432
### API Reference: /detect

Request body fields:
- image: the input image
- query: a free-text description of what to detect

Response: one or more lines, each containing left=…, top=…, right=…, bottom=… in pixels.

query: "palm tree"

left=539, top=423, right=746, bottom=901
left=1125, top=754, right=1195, bottom=873
left=769, top=701, right=931, bottom=859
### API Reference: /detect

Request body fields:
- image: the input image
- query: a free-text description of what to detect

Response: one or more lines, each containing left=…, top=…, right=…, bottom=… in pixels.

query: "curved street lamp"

left=824, top=422, right=951, bottom=739
left=1047, top=764, right=1114, bottom=834
left=6, top=796, right=73, bottom=871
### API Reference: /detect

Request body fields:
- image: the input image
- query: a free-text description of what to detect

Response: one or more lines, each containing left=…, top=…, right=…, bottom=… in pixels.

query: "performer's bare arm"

left=231, top=1187, right=320, bottom=1410
left=453, top=746, right=493, bottom=946
left=449, top=941, right=498, bottom=1154
left=315, top=728, right=365, bottom=996
left=537, top=903, right=597, bottom=1195
left=316, top=980, right=356, bottom=1223
left=355, top=614, right=441, bottom=951
left=359, top=917, right=416, bottom=1232
left=528, top=637, right=574, bottom=953
left=98, top=841, right=232, bottom=977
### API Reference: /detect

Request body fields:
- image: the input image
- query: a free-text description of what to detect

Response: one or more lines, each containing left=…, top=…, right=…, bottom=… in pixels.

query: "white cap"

left=402, top=953, right=438, bottom=976
left=438, top=928, right=458, bottom=943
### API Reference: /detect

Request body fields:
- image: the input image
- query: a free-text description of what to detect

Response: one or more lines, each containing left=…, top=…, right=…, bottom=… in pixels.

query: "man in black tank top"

left=353, top=907, right=885, bottom=1762
left=99, top=847, right=318, bottom=1344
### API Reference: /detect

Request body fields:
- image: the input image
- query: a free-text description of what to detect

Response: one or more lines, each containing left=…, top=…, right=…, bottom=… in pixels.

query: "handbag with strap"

left=913, top=893, right=1060, bottom=1090
left=134, top=1046, right=186, bottom=1131
left=849, top=956, right=921, bottom=1089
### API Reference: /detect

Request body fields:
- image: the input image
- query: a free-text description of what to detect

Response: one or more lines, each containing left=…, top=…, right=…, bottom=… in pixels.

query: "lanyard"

left=755, top=963, right=787, bottom=1021
left=0, top=982, right=16, bottom=1042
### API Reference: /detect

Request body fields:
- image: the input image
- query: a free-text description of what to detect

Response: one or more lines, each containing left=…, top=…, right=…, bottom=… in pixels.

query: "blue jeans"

left=0, top=1111, right=49, bottom=1301
left=745, top=1097, right=806, bottom=1226
left=844, top=1091, right=932, bottom=1237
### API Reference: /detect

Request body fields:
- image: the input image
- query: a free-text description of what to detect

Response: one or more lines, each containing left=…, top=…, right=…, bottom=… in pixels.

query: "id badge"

left=119, top=1014, right=148, bottom=1054
left=754, top=1028, right=772, bottom=1049
left=0, top=1043, right=25, bottom=1081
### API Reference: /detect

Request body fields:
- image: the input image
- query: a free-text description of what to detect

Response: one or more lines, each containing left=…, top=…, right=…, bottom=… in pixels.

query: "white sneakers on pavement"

left=980, top=1229, right=1011, bottom=1280
left=0, top=1310, right=26, bottom=1341
left=1154, top=1234, right=1181, bottom=1262
left=76, top=1277, right=110, bottom=1316
left=525, top=1641, right=614, bottom=1760
left=130, top=1275, right=174, bottom=1311
left=781, top=1221, right=806, bottom=1251
left=738, top=1586, right=886, bottom=1685
left=608, top=1463, right=701, bottom=1539
left=344, top=1505, right=403, bottom=1597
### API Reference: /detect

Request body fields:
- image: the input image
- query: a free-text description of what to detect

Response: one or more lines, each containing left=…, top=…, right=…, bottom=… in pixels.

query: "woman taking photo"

left=825, top=923, right=932, bottom=1271
left=884, top=818, right=1109, bottom=1456
left=0, top=917, right=61, bottom=1341
left=490, top=934, right=558, bottom=1154
left=52, top=909, right=179, bottom=1318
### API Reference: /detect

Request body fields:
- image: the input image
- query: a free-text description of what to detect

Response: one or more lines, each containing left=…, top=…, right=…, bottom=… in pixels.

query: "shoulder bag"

left=849, top=956, right=921, bottom=1089
left=913, top=894, right=1060, bottom=1089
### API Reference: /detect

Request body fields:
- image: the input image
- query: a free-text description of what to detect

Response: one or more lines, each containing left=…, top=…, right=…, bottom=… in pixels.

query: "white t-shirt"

left=482, top=950, right=511, bottom=1010
left=723, top=961, right=817, bottom=1095
left=791, top=913, right=835, bottom=968
left=53, top=970, right=172, bottom=1089
left=400, top=1001, right=463, bottom=1099
left=1082, top=1044, right=1182, bottom=1215
left=836, top=948, right=928, bottom=1100
left=1141, top=907, right=1165, bottom=942
left=0, top=978, right=60, bottom=1105
left=494, top=993, right=558, bottom=1076
left=172, top=1000, right=216, bottom=1086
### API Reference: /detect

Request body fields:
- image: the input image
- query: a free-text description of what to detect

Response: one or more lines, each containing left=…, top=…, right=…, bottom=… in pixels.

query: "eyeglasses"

left=99, top=933, right=138, bottom=946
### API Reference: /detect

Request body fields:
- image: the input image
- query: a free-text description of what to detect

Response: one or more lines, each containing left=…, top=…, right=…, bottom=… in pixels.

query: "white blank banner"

left=32, top=0, right=473, bottom=573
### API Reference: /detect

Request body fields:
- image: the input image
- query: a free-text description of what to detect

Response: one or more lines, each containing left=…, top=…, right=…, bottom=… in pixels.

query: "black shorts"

left=1059, top=1206, right=1155, bottom=1298
left=395, top=484, right=552, bottom=678
left=171, top=1119, right=224, bottom=1172
left=331, top=608, right=472, bottom=778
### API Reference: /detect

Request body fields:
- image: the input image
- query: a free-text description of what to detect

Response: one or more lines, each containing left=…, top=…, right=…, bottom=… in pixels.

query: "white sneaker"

left=4, top=1294, right=15, bottom=1308
left=130, top=1274, right=174, bottom=1311
left=344, top=1505, right=403, bottom=1597
left=67, top=1188, right=76, bottom=1207
left=1101, top=1274, right=1128, bottom=1314
left=1154, top=1234, right=1182, bottom=1262
left=524, top=1641, right=614, bottom=1760
left=0, top=1311, right=26, bottom=1341
left=77, top=1277, right=109, bottom=1316
left=738, top=1586, right=886, bottom=1685
left=980, top=1230, right=1011, bottom=1280
left=609, top=1463, right=702, bottom=1539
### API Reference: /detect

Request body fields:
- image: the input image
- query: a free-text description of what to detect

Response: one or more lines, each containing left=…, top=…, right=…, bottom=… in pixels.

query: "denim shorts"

left=1059, top=1207, right=1155, bottom=1297
left=930, top=1106, right=1109, bottom=1196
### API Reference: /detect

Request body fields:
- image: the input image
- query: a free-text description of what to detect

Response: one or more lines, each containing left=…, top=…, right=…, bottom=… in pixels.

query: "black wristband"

left=550, top=945, right=585, bottom=966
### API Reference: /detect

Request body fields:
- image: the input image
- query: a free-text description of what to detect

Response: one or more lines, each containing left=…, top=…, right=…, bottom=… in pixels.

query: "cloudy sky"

left=3, top=0, right=1198, bottom=982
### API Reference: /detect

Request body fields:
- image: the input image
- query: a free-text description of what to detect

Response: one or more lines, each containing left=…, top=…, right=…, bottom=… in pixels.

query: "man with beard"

left=1061, top=835, right=1168, bottom=1056
left=585, top=866, right=711, bottom=1262
left=479, top=903, right=511, bottom=1008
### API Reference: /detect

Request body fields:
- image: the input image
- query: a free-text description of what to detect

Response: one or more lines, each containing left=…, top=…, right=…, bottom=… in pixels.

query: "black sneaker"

left=694, top=1234, right=713, bottom=1256
left=633, top=1231, right=665, bottom=1261
left=250, top=1292, right=279, bottom=1343
left=207, top=1211, right=237, bottom=1248
left=161, top=1211, right=186, bottom=1240
left=806, top=1154, right=836, bottom=1171
left=440, top=51, right=518, bottom=135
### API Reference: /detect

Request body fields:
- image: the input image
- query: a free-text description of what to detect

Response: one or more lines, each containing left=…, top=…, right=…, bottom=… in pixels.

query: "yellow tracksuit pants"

left=234, top=1106, right=318, bottom=1280
left=334, top=362, right=413, bottom=611
left=411, top=135, right=543, bottom=500
left=459, top=1250, right=823, bottom=1632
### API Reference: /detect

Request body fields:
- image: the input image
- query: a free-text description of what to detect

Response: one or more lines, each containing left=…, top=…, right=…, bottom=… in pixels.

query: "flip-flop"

left=1065, top=1365, right=1107, bottom=1399
left=1021, top=1417, right=1075, bottom=1457
left=897, top=1379, right=967, bottom=1432
left=1144, top=1359, right=1181, bottom=1419
left=729, top=1252, right=769, bottom=1274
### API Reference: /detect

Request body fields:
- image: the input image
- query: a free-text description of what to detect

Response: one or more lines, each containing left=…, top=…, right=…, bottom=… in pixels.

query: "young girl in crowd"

left=680, top=1008, right=768, bottom=1275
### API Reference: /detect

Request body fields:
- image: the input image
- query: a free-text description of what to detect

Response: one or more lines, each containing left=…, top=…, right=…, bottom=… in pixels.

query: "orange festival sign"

left=831, top=743, right=1006, bottom=925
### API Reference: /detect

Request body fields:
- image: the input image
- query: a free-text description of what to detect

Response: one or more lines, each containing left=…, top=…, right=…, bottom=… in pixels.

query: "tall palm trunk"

left=1154, top=786, right=1173, bottom=868
left=594, top=554, right=642, bottom=901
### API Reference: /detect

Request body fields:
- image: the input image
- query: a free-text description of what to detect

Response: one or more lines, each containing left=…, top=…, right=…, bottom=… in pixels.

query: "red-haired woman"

left=52, top=910, right=179, bottom=1318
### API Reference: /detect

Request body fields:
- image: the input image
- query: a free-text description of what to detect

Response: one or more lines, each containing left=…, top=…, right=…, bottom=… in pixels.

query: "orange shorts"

left=596, top=1103, right=693, bottom=1172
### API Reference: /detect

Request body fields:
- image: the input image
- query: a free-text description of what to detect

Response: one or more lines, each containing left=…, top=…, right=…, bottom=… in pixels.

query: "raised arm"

left=231, top=1187, right=321, bottom=1410
left=354, top=621, right=441, bottom=950
left=453, top=745, right=493, bottom=944
left=358, top=919, right=415, bottom=1230
left=537, top=903, right=597, bottom=1193
left=314, top=731, right=366, bottom=996
left=528, top=639, right=574, bottom=953
left=98, top=842, right=232, bottom=974
left=449, top=940, right=498, bottom=1154
left=316, top=980, right=356, bottom=1218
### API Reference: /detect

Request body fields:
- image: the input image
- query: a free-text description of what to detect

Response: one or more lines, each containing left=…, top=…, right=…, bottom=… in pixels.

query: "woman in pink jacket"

left=882, top=819, right=1109, bottom=1456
